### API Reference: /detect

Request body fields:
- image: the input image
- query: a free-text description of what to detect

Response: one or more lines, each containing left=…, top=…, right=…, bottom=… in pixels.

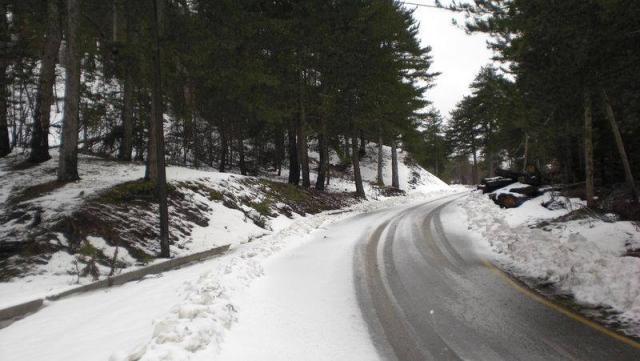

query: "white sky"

left=407, top=2, right=494, bottom=116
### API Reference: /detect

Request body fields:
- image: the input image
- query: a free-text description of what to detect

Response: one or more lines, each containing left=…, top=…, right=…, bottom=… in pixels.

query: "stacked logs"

left=479, top=166, right=543, bottom=208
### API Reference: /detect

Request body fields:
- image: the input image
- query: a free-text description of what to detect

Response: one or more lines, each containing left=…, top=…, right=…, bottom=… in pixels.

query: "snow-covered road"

left=208, top=209, right=402, bottom=360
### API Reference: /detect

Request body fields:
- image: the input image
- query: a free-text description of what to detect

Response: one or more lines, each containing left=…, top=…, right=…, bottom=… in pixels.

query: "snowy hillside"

left=354, top=142, right=448, bottom=193
left=302, top=142, right=449, bottom=195
left=0, top=145, right=449, bottom=309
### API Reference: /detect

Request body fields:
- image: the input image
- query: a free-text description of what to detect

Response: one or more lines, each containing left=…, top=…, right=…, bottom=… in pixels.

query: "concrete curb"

left=0, top=244, right=231, bottom=327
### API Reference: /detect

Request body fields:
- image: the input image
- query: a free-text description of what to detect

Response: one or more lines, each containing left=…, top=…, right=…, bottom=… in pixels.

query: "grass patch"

left=78, top=242, right=98, bottom=257
left=264, top=181, right=307, bottom=203
left=209, top=189, right=224, bottom=201
left=249, top=199, right=273, bottom=217
left=243, top=178, right=355, bottom=216
left=98, top=180, right=176, bottom=204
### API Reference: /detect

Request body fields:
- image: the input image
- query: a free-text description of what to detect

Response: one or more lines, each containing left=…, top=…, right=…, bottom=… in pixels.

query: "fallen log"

left=495, top=168, right=522, bottom=182
left=510, top=185, right=541, bottom=198
left=489, top=192, right=527, bottom=208
left=479, top=176, right=516, bottom=194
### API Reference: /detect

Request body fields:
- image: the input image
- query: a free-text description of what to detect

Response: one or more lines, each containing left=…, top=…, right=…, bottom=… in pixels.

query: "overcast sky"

left=406, top=2, right=494, bottom=117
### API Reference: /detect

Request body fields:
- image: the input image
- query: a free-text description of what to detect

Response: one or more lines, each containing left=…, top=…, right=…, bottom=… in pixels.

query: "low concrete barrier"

left=0, top=244, right=231, bottom=327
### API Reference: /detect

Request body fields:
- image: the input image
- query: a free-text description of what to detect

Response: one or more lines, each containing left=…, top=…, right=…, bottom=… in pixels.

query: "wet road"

left=354, top=195, right=640, bottom=361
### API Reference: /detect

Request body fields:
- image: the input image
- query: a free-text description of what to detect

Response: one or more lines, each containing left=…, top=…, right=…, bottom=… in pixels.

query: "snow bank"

left=450, top=191, right=640, bottom=337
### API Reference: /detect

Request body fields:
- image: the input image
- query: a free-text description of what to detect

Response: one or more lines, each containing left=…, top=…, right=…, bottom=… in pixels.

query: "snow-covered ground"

left=0, top=189, right=458, bottom=361
left=443, top=189, right=640, bottom=337
left=0, top=151, right=277, bottom=308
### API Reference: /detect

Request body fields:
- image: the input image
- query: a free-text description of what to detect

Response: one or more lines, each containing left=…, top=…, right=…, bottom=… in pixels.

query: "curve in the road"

left=355, top=195, right=640, bottom=361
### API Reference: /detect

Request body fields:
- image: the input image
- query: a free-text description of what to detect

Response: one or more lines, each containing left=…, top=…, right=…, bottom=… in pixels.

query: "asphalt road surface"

left=354, top=194, right=640, bottom=361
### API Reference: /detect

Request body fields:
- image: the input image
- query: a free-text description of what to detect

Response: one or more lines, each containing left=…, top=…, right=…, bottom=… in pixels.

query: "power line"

left=398, top=1, right=462, bottom=12
left=399, top=2, right=441, bottom=9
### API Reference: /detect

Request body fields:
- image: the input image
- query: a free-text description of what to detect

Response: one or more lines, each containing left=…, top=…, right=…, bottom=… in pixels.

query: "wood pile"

left=480, top=166, right=545, bottom=208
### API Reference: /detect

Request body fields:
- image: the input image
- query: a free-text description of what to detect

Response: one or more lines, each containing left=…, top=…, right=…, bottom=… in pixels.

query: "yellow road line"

left=483, top=259, right=640, bottom=350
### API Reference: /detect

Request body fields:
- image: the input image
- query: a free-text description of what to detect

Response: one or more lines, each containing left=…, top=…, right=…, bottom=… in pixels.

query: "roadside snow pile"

left=115, top=209, right=325, bottom=361
left=455, top=190, right=640, bottom=337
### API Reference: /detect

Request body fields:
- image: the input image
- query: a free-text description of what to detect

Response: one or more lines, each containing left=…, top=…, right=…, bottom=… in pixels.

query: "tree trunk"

left=145, top=91, right=157, bottom=180
left=351, top=134, right=366, bottom=198
left=182, top=84, right=197, bottom=167
left=377, top=133, right=384, bottom=186
left=601, top=88, right=638, bottom=202
left=207, top=123, right=214, bottom=166
left=584, top=89, right=595, bottom=207
left=10, top=86, right=18, bottom=149
left=359, top=129, right=366, bottom=157
left=315, top=115, right=328, bottom=191
left=29, top=0, right=62, bottom=163
left=118, top=3, right=134, bottom=161
left=57, top=0, right=81, bottom=182
left=434, top=139, right=439, bottom=176
left=238, top=132, right=246, bottom=176
left=0, top=4, right=9, bottom=157
left=81, top=104, right=88, bottom=149
left=391, top=138, right=399, bottom=188
left=182, top=118, right=190, bottom=165
left=522, top=133, right=529, bottom=172
left=298, top=77, right=310, bottom=188
left=150, top=0, right=170, bottom=258
left=118, top=73, right=134, bottom=160
left=562, top=132, right=572, bottom=184
left=0, top=62, right=8, bottom=158
left=193, top=118, right=199, bottom=168
left=219, top=123, right=227, bottom=172
left=287, top=120, right=299, bottom=185
left=134, top=99, right=146, bottom=161
left=343, top=135, right=350, bottom=159
left=274, top=126, right=284, bottom=176
left=471, top=146, right=478, bottom=185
